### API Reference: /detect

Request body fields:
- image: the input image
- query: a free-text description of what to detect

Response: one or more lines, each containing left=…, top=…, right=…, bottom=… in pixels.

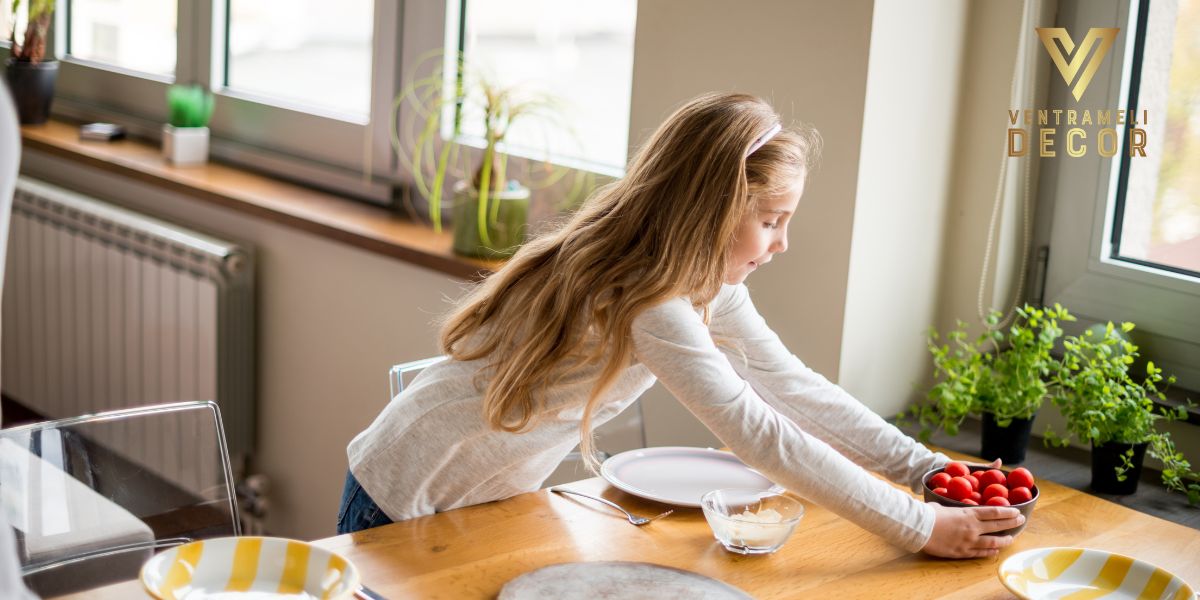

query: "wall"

left=935, top=2, right=1027, bottom=341
left=837, top=1, right=969, bottom=418
left=629, top=0, right=876, bottom=446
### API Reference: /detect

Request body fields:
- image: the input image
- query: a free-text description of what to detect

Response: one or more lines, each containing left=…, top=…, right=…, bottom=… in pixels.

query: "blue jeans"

left=336, top=471, right=393, bottom=534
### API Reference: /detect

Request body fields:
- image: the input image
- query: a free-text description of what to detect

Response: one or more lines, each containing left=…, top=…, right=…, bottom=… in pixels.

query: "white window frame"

left=48, top=0, right=405, bottom=204
left=1038, top=0, right=1200, bottom=389
left=39, top=1, right=623, bottom=207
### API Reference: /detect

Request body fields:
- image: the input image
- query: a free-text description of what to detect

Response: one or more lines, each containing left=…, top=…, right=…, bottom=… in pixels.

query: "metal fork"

left=549, top=487, right=674, bottom=525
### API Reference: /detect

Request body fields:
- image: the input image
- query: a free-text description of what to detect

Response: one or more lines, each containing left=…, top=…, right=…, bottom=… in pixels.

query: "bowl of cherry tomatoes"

left=922, top=461, right=1038, bottom=537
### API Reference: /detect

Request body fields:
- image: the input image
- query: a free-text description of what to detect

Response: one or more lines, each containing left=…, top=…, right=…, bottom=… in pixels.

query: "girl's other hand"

left=961, top=458, right=1003, bottom=471
left=921, top=503, right=1024, bottom=559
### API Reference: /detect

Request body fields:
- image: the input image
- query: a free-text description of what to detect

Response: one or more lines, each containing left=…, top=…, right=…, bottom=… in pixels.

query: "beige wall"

left=838, top=1, right=969, bottom=418
left=935, top=2, right=1027, bottom=341
left=632, top=0, right=876, bottom=446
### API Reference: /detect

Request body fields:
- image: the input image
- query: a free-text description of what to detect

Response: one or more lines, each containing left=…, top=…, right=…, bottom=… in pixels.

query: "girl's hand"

left=965, top=458, right=1003, bottom=471
left=921, top=502, right=1024, bottom=559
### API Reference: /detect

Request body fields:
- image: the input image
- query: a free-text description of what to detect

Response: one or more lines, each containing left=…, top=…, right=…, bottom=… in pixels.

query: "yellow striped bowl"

left=140, top=536, right=360, bottom=600
left=999, top=547, right=1196, bottom=600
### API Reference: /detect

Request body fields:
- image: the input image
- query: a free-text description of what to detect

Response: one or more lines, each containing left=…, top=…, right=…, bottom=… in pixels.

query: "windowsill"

left=19, top=119, right=502, bottom=280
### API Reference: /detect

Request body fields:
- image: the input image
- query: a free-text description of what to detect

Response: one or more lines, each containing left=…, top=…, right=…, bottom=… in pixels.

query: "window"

left=1, top=3, right=17, bottom=48
left=1110, top=0, right=1200, bottom=277
left=66, top=0, right=176, bottom=78
left=456, top=0, right=637, bottom=173
left=47, top=1, right=393, bottom=201
left=38, top=2, right=633, bottom=204
left=224, top=0, right=373, bottom=120
left=1040, top=0, right=1200, bottom=390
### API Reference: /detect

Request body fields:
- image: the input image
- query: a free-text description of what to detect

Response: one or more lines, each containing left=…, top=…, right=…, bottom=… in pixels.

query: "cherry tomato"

left=965, top=474, right=980, bottom=491
left=944, top=462, right=970, bottom=478
left=983, top=483, right=1009, bottom=500
left=969, top=491, right=982, bottom=503
left=1008, top=467, right=1035, bottom=490
left=985, top=496, right=1011, bottom=506
left=1009, top=486, right=1034, bottom=504
left=930, top=472, right=952, bottom=489
left=947, top=477, right=973, bottom=500
left=978, top=469, right=1007, bottom=488
left=932, top=487, right=949, bottom=499
left=960, top=498, right=979, bottom=506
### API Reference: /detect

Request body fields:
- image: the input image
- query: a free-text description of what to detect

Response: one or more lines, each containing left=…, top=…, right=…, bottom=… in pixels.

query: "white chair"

left=0, top=401, right=241, bottom=597
left=388, top=355, right=448, bottom=400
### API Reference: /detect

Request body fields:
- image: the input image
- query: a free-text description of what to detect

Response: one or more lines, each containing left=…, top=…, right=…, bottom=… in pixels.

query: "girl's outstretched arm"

left=631, top=295, right=939, bottom=552
left=707, top=283, right=949, bottom=493
left=631, top=292, right=1019, bottom=556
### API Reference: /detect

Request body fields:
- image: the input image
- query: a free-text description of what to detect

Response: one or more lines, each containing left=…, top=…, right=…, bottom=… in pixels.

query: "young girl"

left=341, top=92, right=1023, bottom=558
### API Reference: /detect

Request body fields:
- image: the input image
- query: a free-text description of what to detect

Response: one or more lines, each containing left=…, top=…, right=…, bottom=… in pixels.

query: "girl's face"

left=724, top=177, right=805, bottom=285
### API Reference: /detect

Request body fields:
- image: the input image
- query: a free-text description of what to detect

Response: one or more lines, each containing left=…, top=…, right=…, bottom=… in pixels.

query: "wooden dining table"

left=57, top=448, right=1200, bottom=599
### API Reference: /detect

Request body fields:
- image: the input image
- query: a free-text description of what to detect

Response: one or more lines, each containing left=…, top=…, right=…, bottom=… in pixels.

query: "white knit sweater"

left=347, top=283, right=948, bottom=552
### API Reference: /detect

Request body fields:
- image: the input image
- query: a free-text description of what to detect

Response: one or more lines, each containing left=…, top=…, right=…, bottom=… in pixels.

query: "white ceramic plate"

left=998, top=547, right=1196, bottom=600
left=600, top=447, right=782, bottom=508
left=141, top=536, right=360, bottom=600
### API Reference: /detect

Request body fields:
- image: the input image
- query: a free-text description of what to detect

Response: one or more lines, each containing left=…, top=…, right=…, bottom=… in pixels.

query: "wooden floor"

left=896, top=417, right=1200, bottom=530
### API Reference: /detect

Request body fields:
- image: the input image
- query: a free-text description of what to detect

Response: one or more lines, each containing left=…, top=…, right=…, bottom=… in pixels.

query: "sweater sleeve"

left=708, top=284, right=951, bottom=493
left=630, top=295, right=937, bottom=553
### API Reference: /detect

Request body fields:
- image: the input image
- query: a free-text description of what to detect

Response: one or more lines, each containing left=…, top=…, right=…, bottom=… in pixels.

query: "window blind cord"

left=978, top=0, right=1037, bottom=330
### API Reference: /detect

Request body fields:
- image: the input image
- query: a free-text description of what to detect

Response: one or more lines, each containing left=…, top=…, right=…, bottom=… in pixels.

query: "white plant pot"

left=162, top=125, right=209, bottom=166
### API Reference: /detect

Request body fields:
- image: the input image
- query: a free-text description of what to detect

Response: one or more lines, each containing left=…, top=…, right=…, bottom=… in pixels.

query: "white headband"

left=746, top=123, right=782, bottom=157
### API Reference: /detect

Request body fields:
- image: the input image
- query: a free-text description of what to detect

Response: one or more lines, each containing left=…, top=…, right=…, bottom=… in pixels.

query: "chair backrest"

left=0, top=400, right=240, bottom=597
left=388, top=355, right=447, bottom=401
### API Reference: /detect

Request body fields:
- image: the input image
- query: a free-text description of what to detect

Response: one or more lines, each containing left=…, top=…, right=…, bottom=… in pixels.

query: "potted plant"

left=1046, top=322, right=1200, bottom=503
left=909, top=304, right=1073, bottom=464
left=4, top=0, right=57, bottom=124
left=392, top=52, right=589, bottom=258
left=163, top=84, right=214, bottom=166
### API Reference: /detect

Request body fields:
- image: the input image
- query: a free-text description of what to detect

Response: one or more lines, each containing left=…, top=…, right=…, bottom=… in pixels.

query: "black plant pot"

left=4, top=59, right=59, bottom=125
left=980, top=412, right=1036, bottom=465
left=1090, top=441, right=1148, bottom=495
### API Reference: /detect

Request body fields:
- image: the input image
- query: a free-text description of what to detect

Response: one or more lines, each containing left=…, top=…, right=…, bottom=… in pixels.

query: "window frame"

left=38, top=1, right=625, bottom=207
left=47, top=0, right=399, bottom=204
left=1037, top=0, right=1200, bottom=389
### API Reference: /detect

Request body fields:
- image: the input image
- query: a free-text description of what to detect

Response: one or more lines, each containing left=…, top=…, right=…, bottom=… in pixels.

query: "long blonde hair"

left=440, top=92, right=821, bottom=471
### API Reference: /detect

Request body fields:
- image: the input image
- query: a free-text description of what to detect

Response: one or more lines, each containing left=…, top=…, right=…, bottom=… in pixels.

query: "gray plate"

left=498, top=561, right=754, bottom=600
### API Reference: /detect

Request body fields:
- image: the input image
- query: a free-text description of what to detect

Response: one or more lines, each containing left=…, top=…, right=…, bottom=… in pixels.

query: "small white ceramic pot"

left=162, top=124, right=210, bottom=166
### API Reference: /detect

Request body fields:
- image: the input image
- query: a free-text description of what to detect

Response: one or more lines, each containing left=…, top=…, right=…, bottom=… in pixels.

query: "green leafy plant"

left=391, top=51, right=592, bottom=246
left=167, top=85, right=214, bottom=128
left=1046, top=322, right=1200, bottom=504
left=908, top=304, right=1073, bottom=440
left=7, top=0, right=55, bottom=63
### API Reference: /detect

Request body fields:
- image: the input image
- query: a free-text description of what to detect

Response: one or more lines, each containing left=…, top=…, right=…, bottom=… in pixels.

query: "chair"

left=388, top=355, right=448, bottom=400
left=0, top=400, right=241, bottom=597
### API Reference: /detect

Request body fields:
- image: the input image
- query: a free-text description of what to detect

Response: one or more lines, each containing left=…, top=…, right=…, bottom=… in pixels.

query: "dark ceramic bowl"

left=921, top=465, right=1038, bottom=537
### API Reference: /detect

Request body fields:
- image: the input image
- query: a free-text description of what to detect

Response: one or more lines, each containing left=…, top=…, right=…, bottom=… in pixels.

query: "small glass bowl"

left=700, top=489, right=804, bottom=555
